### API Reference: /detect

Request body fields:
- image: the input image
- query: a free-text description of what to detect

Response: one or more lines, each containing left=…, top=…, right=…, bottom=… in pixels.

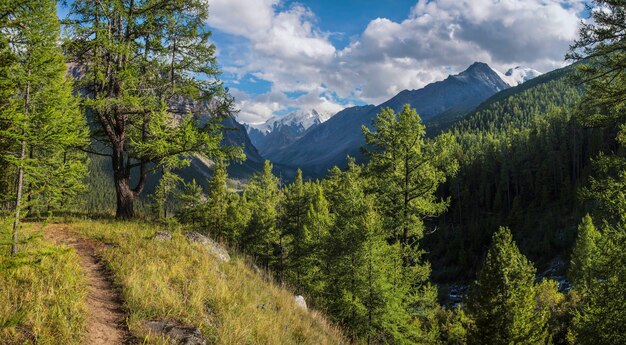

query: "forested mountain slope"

left=425, top=63, right=611, bottom=283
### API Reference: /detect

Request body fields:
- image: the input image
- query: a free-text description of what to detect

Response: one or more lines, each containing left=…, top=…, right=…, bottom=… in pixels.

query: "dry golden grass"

left=71, top=220, right=347, bottom=344
left=0, top=221, right=87, bottom=345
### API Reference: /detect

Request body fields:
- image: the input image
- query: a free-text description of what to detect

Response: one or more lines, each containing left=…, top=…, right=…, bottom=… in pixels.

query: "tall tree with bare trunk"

left=63, top=0, right=238, bottom=219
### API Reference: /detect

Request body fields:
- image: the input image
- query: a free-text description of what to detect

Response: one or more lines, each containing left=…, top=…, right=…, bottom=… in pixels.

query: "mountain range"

left=258, top=62, right=536, bottom=177
left=213, top=62, right=544, bottom=179
left=246, top=109, right=331, bottom=158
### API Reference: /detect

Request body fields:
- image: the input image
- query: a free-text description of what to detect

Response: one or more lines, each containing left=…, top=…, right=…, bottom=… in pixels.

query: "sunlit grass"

left=0, top=221, right=87, bottom=345
left=71, top=220, right=347, bottom=344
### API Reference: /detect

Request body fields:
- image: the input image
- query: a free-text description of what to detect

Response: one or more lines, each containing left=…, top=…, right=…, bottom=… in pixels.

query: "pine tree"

left=0, top=0, right=88, bottom=254
left=63, top=0, right=240, bottom=219
left=567, top=0, right=626, bottom=130
left=223, top=192, right=250, bottom=245
left=363, top=104, right=458, bottom=261
left=466, top=227, right=549, bottom=345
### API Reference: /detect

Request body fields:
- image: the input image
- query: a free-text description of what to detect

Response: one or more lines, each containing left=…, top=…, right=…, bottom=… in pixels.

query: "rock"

left=154, top=231, right=172, bottom=241
left=184, top=232, right=230, bottom=262
left=294, top=295, right=307, bottom=310
left=144, top=319, right=206, bottom=345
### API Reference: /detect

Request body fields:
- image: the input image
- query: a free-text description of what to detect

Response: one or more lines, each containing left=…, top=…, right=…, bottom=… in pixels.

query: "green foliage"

left=63, top=0, right=240, bottom=218
left=176, top=178, right=203, bottom=225
left=240, top=161, right=282, bottom=268
left=320, top=161, right=419, bottom=343
left=534, top=279, right=577, bottom=345
left=0, top=0, right=89, bottom=253
left=570, top=222, right=626, bottom=345
left=567, top=0, right=626, bottom=129
left=569, top=215, right=601, bottom=294
left=204, top=158, right=230, bottom=237
left=151, top=168, right=182, bottom=221
left=298, top=182, right=332, bottom=297
left=436, top=308, right=471, bottom=345
left=466, top=227, right=549, bottom=345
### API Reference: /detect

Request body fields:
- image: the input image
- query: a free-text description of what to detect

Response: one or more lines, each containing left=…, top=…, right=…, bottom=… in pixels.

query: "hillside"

left=0, top=221, right=346, bottom=344
left=424, top=62, right=598, bottom=284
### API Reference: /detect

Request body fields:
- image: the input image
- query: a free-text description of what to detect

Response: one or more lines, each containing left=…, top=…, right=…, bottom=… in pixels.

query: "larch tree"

left=204, top=157, right=229, bottom=238
left=466, top=227, right=549, bottom=345
left=241, top=160, right=281, bottom=269
left=363, top=104, right=458, bottom=266
left=63, top=0, right=238, bottom=219
left=569, top=214, right=601, bottom=295
left=362, top=104, right=457, bottom=340
left=321, top=160, right=420, bottom=343
left=281, top=169, right=310, bottom=287
left=299, top=182, right=332, bottom=299
left=566, top=4, right=626, bottom=342
left=0, top=0, right=88, bottom=254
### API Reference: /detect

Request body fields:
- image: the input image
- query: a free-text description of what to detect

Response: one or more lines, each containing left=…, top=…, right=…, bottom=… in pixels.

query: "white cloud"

left=208, top=0, right=584, bottom=123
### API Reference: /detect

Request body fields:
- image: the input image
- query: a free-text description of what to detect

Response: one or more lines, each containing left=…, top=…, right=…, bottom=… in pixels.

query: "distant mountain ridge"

left=265, top=62, right=520, bottom=177
left=246, top=109, right=332, bottom=158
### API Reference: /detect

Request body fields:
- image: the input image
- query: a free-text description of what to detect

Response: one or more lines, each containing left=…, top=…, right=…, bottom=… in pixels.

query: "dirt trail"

left=45, top=224, right=131, bottom=345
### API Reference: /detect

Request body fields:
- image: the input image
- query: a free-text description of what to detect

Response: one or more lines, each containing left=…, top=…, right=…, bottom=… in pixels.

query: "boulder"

left=294, top=295, right=307, bottom=311
left=144, top=320, right=206, bottom=345
left=153, top=231, right=172, bottom=241
left=184, top=232, right=230, bottom=262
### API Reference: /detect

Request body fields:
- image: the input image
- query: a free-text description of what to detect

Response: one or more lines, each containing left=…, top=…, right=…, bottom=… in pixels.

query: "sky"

left=206, top=0, right=587, bottom=124
left=57, top=1, right=587, bottom=124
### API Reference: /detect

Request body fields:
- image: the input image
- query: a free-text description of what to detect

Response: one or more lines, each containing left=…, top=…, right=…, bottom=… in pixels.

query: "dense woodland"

left=1, top=0, right=626, bottom=344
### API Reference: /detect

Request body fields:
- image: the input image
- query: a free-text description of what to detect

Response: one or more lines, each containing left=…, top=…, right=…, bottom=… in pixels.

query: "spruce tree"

left=466, top=227, right=549, bottom=345
left=0, top=0, right=88, bottom=254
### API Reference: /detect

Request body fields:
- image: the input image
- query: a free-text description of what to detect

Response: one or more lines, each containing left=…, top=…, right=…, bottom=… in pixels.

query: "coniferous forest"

left=1, top=0, right=626, bottom=344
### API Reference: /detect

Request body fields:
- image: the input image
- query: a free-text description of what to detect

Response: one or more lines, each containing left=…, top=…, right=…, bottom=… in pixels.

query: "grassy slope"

left=0, top=222, right=87, bottom=344
left=70, top=220, right=346, bottom=344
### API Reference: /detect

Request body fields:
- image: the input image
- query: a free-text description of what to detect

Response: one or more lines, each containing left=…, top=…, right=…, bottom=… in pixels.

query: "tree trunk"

left=11, top=139, right=26, bottom=255
left=12, top=79, right=29, bottom=255
left=115, top=175, right=135, bottom=219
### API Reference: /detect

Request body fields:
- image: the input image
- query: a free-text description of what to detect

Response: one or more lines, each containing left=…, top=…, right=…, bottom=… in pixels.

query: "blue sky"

left=58, top=1, right=587, bottom=124
left=206, top=0, right=586, bottom=124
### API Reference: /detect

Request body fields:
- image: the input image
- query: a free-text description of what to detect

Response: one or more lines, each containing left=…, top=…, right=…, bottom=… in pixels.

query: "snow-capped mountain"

left=249, top=109, right=330, bottom=134
left=266, top=62, right=513, bottom=176
left=246, top=109, right=331, bottom=157
left=493, top=66, right=542, bottom=87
